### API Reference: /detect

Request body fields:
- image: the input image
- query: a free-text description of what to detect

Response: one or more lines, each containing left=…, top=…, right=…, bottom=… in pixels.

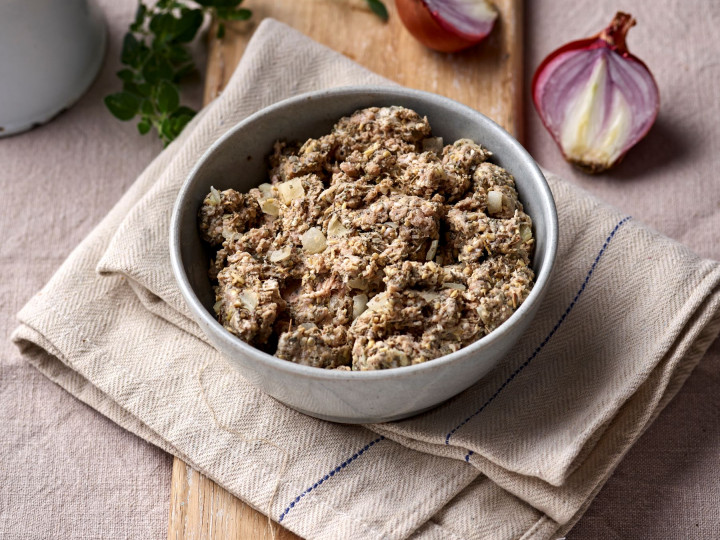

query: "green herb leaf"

left=130, top=3, right=146, bottom=32
left=122, top=80, right=140, bottom=95
left=169, top=114, right=193, bottom=140
left=195, top=0, right=243, bottom=8
left=167, top=46, right=192, bottom=63
left=137, top=117, right=152, bottom=135
left=136, top=82, right=153, bottom=97
left=173, top=8, right=204, bottom=43
left=149, top=12, right=175, bottom=36
left=220, top=8, right=252, bottom=21
left=105, top=92, right=141, bottom=121
left=141, top=99, right=155, bottom=116
left=172, top=106, right=197, bottom=118
left=366, top=0, right=388, bottom=21
left=121, top=33, right=141, bottom=65
left=160, top=117, right=173, bottom=141
left=142, top=55, right=174, bottom=84
left=156, top=80, right=180, bottom=113
left=173, top=62, right=196, bottom=80
left=116, top=69, right=135, bottom=83
left=216, top=22, right=226, bottom=39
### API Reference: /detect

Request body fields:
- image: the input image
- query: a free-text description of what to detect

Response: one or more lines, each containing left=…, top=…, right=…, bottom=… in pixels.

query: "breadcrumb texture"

left=198, top=106, right=535, bottom=371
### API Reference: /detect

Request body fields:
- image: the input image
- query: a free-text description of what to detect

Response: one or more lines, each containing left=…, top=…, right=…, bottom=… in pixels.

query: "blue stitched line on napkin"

left=446, top=216, right=632, bottom=446
left=278, top=436, right=386, bottom=523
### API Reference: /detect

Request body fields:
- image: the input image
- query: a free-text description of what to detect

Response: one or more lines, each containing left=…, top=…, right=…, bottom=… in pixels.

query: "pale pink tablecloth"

left=1, top=1, right=718, bottom=538
left=0, top=2, right=203, bottom=537
left=525, top=3, right=720, bottom=537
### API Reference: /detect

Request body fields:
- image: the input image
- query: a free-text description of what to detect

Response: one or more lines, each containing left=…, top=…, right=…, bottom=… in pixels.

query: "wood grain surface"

left=169, top=1, right=522, bottom=538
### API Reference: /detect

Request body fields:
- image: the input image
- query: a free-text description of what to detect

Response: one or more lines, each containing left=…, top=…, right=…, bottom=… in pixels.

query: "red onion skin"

left=532, top=13, right=660, bottom=173
left=396, top=0, right=496, bottom=53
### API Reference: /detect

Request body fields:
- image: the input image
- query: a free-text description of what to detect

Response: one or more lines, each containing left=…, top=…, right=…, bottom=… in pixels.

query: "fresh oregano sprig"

left=105, top=0, right=251, bottom=145
left=106, top=0, right=388, bottom=145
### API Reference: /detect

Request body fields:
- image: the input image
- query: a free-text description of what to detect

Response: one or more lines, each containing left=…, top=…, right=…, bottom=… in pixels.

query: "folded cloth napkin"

left=13, top=19, right=720, bottom=540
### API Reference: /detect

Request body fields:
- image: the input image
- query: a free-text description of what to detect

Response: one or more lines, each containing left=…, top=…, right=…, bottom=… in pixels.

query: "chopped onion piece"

left=520, top=224, right=533, bottom=242
left=327, top=214, right=351, bottom=237
left=418, top=291, right=442, bottom=303
left=208, top=186, right=222, bottom=206
left=387, top=348, right=409, bottom=367
left=221, top=229, right=240, bottom=242
left=257, top=183, right=275, bottom=199
left=299, top=322, right=317, bottom=330
left=213, top=300, right=223, bottom=314
left=239, top=290, right=259, bottom=312
left=347, top=277, right=368, bottom=290
left=318, top=185, right=337, bottom=201
left=366, top=292, right=389, bottom=312
left=277, top=178, right=305, bottom=204
left=263, top=278, right=279, bottom=290
left=422, top=137, right=444, bottom=153
left=442, top=282, right=467, bottom=291
left=269, top=246, right=292, bottom=262
left=426, top=239, right=438, bottom=261
left=301, top=227, right=327, bottom=254
left=259, top=198, right=281, bottom=216
left=476, top=305, right=490, bottom=322
left=353, top=294, right=369, bottom=319
left=487, top=190, right=503, bottom=215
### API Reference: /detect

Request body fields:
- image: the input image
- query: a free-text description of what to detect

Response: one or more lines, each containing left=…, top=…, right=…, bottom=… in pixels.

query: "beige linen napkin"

left=13, top=19, right=720, bottom=540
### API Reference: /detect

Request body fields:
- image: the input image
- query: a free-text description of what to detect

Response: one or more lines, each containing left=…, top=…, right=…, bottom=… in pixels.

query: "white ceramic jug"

left=0, top=0, right=106, bottom=136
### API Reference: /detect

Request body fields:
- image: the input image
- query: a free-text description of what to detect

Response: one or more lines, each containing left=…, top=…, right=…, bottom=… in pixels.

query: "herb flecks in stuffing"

left=198, top=106, right=535, bottom=370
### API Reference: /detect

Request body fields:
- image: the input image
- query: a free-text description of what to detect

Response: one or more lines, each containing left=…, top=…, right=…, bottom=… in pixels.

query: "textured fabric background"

left=524, top=4, right=720, bottom=537
left=1, top=1, right=718, bottom=539
left=11, top=17, right=720, bottom=538
left=0, top=2, right=187, bottom=538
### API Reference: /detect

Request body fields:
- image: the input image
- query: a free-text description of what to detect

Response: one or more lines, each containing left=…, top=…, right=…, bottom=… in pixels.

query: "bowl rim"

left=170, top=85, right=558, bottom=380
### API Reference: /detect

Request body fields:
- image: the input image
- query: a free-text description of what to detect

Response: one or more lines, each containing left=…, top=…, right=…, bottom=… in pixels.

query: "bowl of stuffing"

left=170, top=86, right=558, bottom=423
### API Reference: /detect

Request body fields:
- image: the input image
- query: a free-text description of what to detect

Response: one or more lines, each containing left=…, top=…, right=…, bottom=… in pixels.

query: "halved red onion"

left=396, top=0, right=498, bottom=53
left=532, top=12, right=659, bottom=173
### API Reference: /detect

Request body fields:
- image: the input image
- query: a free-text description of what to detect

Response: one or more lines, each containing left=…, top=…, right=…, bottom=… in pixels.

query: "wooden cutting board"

left=168, top=1, right=522, bottom=538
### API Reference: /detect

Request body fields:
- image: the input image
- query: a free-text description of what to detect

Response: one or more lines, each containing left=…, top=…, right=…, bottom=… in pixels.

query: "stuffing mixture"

left=198, top=106, right=535, bottom=371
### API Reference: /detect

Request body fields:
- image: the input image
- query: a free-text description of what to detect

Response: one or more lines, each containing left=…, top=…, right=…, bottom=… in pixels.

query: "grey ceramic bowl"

left=170, top=86, right=558, bottom=423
